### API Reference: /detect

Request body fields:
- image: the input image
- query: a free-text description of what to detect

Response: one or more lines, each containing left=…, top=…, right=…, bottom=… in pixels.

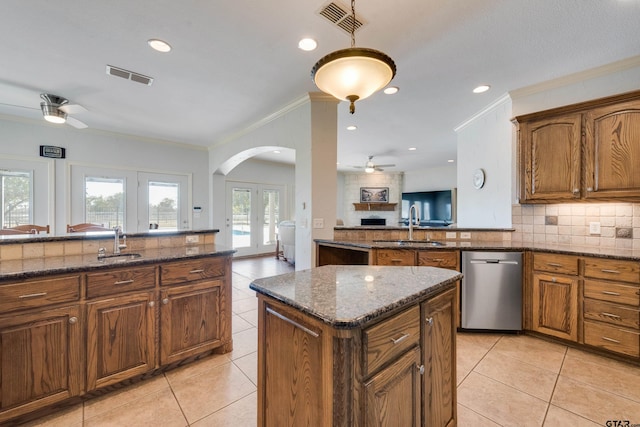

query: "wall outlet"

left=589, top=222, right=601, bottom=235
left=460, top=232, right=471, bottom=239
left=313, top=218, right=324, bottom=229
left=445, top=232, right=457, bottom=239
left=185, top=235, right=199, bottom=244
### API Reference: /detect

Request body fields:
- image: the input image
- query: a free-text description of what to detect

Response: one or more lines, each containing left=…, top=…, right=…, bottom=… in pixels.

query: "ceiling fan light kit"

left=40, top=94, right=68, bottom=124
left=311, top=0, right=396, bottom=114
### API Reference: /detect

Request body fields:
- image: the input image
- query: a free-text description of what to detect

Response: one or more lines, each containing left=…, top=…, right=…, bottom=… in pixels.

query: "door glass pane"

left=232, top=188, right=251, bottom=248
left=1, top=170, right=31, bottom=227
left=263, top=189, right=279, bottom=245
left=148, top=181, right=179, bottom=229
left=85, top=177, right=124, bottom=228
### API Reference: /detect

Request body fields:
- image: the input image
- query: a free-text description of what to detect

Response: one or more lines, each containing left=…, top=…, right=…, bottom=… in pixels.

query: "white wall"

left=0, top=117, right=210, bottom=233
left=455, top=95, right=514, bottom=228
left=403, top=166, right=456, bottom=192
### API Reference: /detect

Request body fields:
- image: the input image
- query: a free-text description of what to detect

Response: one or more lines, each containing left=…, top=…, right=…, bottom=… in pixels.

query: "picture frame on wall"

left=360, top=187, right=389, bottom=203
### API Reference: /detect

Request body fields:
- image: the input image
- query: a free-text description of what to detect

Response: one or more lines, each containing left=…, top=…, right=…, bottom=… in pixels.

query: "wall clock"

left=473, top=168, right=485, bottom=189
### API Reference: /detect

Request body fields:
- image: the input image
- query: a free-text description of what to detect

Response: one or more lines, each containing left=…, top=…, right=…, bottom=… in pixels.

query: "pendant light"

left=311, top=0, right=396, bottom=114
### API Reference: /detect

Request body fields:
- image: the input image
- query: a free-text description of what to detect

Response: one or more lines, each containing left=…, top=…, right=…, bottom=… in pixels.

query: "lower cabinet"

left=531, top=273, right=579, bottom=342
left=86, top=291, right=157, bottom=391
left=0, top=304, right=82, bottom=423
left=256, top=285, right=457, bottom=427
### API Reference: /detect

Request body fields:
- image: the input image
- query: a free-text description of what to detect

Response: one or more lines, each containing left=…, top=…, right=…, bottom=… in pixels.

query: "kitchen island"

left=250, top=265, right=461, bottom=427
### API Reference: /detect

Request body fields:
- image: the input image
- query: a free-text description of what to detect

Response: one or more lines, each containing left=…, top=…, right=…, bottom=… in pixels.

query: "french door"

left=226, top=181, right=284, bottom=257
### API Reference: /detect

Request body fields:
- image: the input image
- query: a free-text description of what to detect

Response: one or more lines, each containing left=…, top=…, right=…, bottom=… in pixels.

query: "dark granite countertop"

left=315, top=239, right=640, bottom=261
left=249, top=265, right=461, bottom=328
left=0, top=244, right=235, bottom=281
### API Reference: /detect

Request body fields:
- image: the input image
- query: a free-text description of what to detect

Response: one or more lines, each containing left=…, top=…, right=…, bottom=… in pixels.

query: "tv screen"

left=401, top=190, right=455, bottom=226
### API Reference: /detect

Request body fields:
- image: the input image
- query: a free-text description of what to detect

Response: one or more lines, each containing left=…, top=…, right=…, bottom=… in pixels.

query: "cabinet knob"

left=148, top=301, right=155, bottom=307
left=68, top=316, right=78, bottom=324
left=425, top=317, right=433, bottom=326
left=162, top=298, right=169, bottom=305
left=573, top=188, right=579, bottom=194
left=586, top=187, right=593, bottom=192
left=417, top=364, right=425, bottom=375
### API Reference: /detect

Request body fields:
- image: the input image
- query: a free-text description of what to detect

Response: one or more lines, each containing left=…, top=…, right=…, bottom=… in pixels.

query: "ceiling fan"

left=39, top=94, right=88, bottom=129
left=352, top=156, right=396, bottom=173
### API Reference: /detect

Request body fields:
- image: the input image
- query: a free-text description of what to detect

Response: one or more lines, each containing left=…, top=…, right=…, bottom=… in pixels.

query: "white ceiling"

left=1, top=1, right=639, bottom=173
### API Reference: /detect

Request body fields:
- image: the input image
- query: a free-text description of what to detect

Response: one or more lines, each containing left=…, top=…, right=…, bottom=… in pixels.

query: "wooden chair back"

left=0, top=228, right=29, bottom=235
left=3, top=224, right=50, bottom=234
left=67, top=223, right=111, bottom=232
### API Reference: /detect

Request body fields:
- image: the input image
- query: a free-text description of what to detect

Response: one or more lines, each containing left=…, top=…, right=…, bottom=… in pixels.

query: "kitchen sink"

left=97, top=252, right=143, bottom=262
left=373, top=240, right=445, bottom=246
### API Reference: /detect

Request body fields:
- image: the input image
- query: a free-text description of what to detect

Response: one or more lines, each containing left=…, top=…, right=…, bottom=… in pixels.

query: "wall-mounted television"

left=401, top=189, right=457, bottom=226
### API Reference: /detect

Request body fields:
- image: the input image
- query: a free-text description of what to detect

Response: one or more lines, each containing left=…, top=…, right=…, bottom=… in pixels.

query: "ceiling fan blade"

left=375, top=164, right=395, bottom=168
left=59, top=104, right=87, bottom=115
left=66, top=116, right=88, bottom=129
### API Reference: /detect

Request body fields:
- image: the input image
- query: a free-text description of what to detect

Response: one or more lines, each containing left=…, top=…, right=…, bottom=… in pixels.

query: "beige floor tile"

left=457, top=372, right=548, bottom=427
left=491, top=334, right=567, bottom=373
left=84, top=388, right=187, bottom=427
left=164, top=352, right=231, bottom=385
left=232, top=285, right=256, bottom=301
left=83, top=374, right=170, bottom=420
left=191, top=392, right=257, bottom=427
left=561, top=349, right=640, bottom=404
left=229, top=327, right=258, bottom=360
left=170, top=361, right=256, bottom=424
left=234, top=351, right=258, bottom=385
left=551, top=375, right=640, bottom=425
left=232, top=313, right=254, bottom=333
left=457, top=403, right=501, bottom=427
left=457, top=334, right=495, bottom=385
left=543, top=405, right=601, bottom=427
left=20, top=403, right=83, bottom=427
left=232, top=296, right=258, bottom=314
left=474, top=350, right=559, bottom=401
left=239, top=308, right=258, bottom=327
left=457, top=332, right=503, bottom=350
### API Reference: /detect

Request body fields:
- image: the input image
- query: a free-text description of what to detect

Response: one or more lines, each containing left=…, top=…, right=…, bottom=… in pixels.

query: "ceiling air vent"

left=318, top=1, right=365, bottom=34
left=106, top=65, right=154, bottom=86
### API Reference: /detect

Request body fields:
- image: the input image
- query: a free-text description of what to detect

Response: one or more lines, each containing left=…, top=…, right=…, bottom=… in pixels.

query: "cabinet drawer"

left=161, top=257, right=226, bottom=285
left=0, top=275, right=81, bottom=313
left=584, top=320, right=640, bottom=358
left=584, top=257, right=640, bottom=284
left=584, top=299, right=640, bottom=330
left=375, top=249, right=416, bottom=266
left=417, top=251, right=459, bottom=270
left=86, top=266, right=157, bottom=299
left=364, top=306, right=420, bottom=375
left=584, top=279, right=640, bottom=307
left=532, top=253, right=578, bottom=275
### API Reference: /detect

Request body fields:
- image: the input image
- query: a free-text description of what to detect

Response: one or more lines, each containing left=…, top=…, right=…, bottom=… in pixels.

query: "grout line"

left=541, top=344, right=568, bottom=425
left=163, top=371, right=191, bottom=426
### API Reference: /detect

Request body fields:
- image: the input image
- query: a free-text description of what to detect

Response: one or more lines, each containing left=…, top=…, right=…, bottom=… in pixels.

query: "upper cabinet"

left=515, top=90, right=640, bottom=203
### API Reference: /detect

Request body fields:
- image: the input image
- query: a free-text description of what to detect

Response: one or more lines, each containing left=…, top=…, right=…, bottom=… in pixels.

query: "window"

left=1, top=169, right=32, bottom=227
left=85, top=177, right=124, bottom=228
left=148, top=181, right=179, bottom=229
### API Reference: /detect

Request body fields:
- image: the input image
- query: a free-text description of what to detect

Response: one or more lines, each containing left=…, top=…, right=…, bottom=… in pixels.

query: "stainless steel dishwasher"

left=461, top=251, right=523, bottom=331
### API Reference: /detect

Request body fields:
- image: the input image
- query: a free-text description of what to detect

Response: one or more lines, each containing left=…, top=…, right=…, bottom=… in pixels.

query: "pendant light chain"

left=351, top=0, right=356, bottom=48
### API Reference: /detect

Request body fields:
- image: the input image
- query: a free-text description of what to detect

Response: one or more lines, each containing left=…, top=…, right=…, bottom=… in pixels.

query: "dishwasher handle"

left=469, top=259, right=520, bottom=265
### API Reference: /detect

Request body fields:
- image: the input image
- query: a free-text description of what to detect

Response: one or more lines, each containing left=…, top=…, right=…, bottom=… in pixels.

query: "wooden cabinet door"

left=0, top=305, right=81, bottom=423
left=418, top=251, right=461, bottom=328
left=584, top=99, right=640, bottom=200
left=364, top=346, right=421, bottom=427
left=86, top=292, right=156, bottom=391
left=532, top=273, right=578, bottom=341
left=422, top=288, right=456, bottom=427
left=160, top=280, right=226, bottom=365
left=518, top=114, right=582, bottom=202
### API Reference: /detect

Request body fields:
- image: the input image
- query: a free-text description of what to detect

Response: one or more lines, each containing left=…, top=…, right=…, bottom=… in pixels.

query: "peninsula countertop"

left=249, top=264, right=461, bottom=328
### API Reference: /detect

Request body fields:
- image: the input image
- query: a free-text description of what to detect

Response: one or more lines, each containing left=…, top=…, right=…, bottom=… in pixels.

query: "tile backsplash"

left=511, top=203, right=640, bottom=249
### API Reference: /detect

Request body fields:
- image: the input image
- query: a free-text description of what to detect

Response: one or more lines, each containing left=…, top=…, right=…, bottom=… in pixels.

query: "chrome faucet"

left=408, top=204, right=419, bottom=240
left=113, top=226, right=126, bottom=254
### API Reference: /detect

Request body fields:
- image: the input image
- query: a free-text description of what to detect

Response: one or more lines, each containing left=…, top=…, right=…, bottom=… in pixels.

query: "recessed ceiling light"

left=298, top=38, right=317, bottom=51
left=473, top=85, right=490, bottom=94
left=148, top=39, right=171, bottom=53
left=448, top=159, right=455, bottom=163
left=347, top=125, right=357, bottom=131
left=273, top=150, right=281, bottom=154
left=384, top=86, right=399, bottom=95
left=408, top=147, right=417, bottom=151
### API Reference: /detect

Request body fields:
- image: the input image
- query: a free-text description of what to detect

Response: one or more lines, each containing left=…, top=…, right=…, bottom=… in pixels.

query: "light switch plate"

left=460, top=232, right=471, bottom=239
left=185, top=235, right=199, bottom=244
left=313, top=218, right=324, bottom=229
left=589, top=222, right=601, bottom=235
left=445, top=232, right=456, bottom=239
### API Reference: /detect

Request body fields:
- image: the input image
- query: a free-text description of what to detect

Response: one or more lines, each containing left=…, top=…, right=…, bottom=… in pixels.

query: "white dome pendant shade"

left=311, top=0, right=396, bottom=114
left=312, top=47, right=396, bottom=114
